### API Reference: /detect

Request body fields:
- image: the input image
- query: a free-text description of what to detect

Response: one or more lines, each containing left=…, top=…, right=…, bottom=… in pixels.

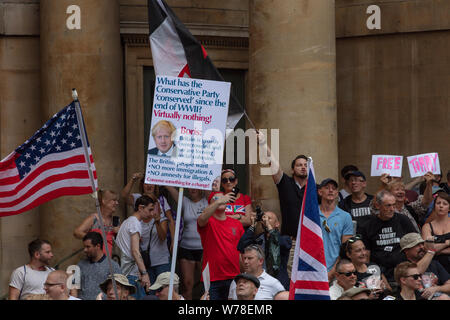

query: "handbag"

left=140, top=224, right=154, bottom=270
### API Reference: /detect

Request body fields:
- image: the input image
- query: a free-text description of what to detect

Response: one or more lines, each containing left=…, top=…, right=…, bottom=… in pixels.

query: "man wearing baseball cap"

left=318, top=178, right=354, bottom=280
left=148, top=272, right=184, bottom=300
left=338, top=171, right=374, bottom=229
left=400, top=233, right=450, bottom=300
left=234, top=273, right=260, bottom=300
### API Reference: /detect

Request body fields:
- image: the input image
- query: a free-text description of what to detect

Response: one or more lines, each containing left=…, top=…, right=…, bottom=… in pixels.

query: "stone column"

left=39, top=0, right=123, bottom=268
left=248, top=0, right=338, bottom=214
left=0, top=1, right=41, bottom=297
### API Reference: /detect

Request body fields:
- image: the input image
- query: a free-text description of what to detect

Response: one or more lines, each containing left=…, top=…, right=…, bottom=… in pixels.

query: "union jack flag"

left=289, top=160, right=330, bottom=300
left=0, top=102, right=97, bottom=217
left=225, top=204, right=246, bottom=215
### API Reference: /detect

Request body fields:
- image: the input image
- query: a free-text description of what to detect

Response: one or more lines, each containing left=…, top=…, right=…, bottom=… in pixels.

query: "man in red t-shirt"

left=197, top=192, right=244, bottom=300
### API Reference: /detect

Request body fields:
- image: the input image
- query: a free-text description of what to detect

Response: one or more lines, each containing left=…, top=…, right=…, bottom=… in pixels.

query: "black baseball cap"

left=234, top=273, right=260, bottom=288
left=344, top=171, right=366, bottom=181
left=319, top=178, right=338, bottom=189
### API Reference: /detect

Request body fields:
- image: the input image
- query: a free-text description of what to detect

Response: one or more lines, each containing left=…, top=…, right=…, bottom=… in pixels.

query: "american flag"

left=289, top=161, right=330, bottom=300
left=0, top=101, right=97, bottom=217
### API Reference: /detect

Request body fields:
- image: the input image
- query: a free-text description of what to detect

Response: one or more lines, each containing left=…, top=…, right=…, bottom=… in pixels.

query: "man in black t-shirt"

left=257, top=132, right=307, bottom=277
left=359, top=190, right=417, bottom=283
left=339, top=171, right=373, bottom=232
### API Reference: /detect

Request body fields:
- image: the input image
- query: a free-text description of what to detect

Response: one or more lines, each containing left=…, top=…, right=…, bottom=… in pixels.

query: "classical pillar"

left=39, top=0, right=123, bottom=267
left=0, top=2, right=41, bottom=297
left=248, top=0, right=338, bottom=214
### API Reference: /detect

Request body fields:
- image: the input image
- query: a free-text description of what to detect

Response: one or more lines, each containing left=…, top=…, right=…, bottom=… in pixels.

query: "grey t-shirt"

left=77, top=255, right=121, bottom=300
left=140, top=212, right=170, bottom=267
left=116, top=216, right=142, bottom=276
left=180, top=196, right=207, bottom=250
left=9, top=265, right=54, bottom=300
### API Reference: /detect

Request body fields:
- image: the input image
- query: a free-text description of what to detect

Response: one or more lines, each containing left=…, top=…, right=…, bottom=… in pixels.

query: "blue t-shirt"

left=320, top=206, right=353, bottom=271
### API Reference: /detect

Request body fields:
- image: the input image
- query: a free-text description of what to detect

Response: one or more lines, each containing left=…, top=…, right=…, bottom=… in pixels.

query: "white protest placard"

left=202, top=263, right=210, bottom=297
left=145, top=75, right=230, bottom=190
left=407, top=152, right=440, bottom=178
left=370, top=155, right=403, bottom=177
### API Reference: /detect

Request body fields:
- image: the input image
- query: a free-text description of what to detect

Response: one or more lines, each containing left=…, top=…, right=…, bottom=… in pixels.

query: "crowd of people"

left=6, top=134, right=450, bottom=300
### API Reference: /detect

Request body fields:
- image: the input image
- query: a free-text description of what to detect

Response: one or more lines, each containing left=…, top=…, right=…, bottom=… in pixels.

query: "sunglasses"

left=44, top=282, right=63, bottom=287
left=322, top=220, right=331, bottom=233
left=338, top=271, right=357, bottom=277
left=406, top=274, right=422, bottom=280
left=221, top=177, right=236, bottom=184
left=156, top=285, right=167, bottom=293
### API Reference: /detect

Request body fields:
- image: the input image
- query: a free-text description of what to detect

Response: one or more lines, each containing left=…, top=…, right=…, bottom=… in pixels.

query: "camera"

left=232, top=187, right=240, bottom=197
left=433, top=234, right=450, bottom=243
left=255, top=205, right=264, bottom=222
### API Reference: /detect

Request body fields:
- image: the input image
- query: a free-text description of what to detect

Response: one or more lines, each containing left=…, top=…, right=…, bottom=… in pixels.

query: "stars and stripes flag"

left=0, top=101, right=97, bottom=217
left=289, top=160, right=330, bottom=300
left=147, top=0, right=243, bottom=129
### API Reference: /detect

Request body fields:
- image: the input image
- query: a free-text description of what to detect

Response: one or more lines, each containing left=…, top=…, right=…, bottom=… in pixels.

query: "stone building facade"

left=0, top=0, right=448, bottom=297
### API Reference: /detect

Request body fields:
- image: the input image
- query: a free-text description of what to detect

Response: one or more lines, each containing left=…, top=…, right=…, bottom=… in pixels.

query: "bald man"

left=237, top=210, right=291, bottom=290
left=44, top=270, right=81, bottom=300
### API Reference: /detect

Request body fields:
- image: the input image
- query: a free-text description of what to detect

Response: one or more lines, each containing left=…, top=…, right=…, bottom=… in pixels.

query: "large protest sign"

left=145, top=75, right=230, bottom=190
left=407, top=152, right=440, bottom=178
left=370, top=155, right=403, bottom=177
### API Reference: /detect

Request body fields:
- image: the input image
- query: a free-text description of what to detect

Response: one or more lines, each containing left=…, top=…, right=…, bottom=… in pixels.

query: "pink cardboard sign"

left=371, top=155, right=403, bottom=177
left=407, top=153, right=440, bottom=178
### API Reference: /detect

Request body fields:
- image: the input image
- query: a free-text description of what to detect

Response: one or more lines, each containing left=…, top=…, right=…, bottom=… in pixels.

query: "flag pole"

left=168, top=187, right=183, bottom=300
left=71, top=88, right=119, bottom=300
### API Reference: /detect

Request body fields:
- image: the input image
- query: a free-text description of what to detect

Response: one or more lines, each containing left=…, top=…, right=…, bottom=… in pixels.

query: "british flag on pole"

left=0, top=102, right=97, bottom=217
left=289, top=159, right=330, bottom=300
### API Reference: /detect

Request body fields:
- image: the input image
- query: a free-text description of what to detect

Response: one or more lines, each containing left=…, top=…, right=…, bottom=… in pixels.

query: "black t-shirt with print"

left=338, top=193, right=374, bottom=229
left=359, top=213, right=417, bottom=282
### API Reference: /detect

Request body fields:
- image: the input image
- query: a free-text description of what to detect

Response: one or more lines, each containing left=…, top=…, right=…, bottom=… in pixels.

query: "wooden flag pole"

left=72, top=89, right=119, bottom=300
left=168, top=187, right=184, bottom=300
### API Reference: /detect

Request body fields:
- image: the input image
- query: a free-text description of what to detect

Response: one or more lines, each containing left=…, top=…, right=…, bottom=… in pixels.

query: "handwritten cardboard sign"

left=407, top=153, right=440, bottom=178
left=371, top=155, right=403, bottom=177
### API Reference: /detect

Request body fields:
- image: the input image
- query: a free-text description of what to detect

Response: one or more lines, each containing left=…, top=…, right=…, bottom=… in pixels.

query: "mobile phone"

left=232, top=187, right=240, bottom=197
left=112, top=216, right=120, bottom=227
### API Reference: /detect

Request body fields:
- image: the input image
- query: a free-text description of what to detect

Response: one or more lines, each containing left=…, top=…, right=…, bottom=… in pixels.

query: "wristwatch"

left=140, top=270, right=148, bottom=275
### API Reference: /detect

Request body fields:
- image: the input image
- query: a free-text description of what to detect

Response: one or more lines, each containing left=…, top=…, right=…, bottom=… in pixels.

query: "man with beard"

left=257, top=130, right=308, bottom=277
left=9, top=239, right=54, bottom=300
left=71, top=232, right=121, bottom=300
left=400, top=233, right=450, bottom=299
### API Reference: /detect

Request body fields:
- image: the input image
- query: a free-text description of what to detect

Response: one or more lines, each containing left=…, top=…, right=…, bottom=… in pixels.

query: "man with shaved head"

left=44, top=270, right=80, bottom=300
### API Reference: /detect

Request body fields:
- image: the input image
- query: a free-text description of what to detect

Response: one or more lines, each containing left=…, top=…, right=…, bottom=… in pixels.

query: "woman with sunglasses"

left=339, top=235, right=392, bottom=296
left=421, top=192, right=450, bottom=272
left=217, top=169, right=253, bottom=227
left=394, top=261, right=426, bottom=300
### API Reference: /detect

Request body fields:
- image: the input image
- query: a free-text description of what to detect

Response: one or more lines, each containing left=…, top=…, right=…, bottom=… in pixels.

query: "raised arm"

left=120, top=172, right=143, bottom=207
left=257, top=131, right=283, bottom=184
left=421, top=172, right=435, bottom=207
left=165, top=186, right=180, bottom=204
left=197, top=193, right=235, bottom=227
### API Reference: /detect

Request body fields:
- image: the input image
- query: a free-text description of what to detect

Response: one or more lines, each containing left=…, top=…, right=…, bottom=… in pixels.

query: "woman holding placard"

left=421, top=192, right=450, bottom=272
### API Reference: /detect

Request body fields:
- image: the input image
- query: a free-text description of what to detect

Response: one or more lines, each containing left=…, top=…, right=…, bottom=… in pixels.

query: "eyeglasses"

left=221, top=177, right=236, bottom=184
left=346, top=234, right=362, bottom=250
left=322, top=220, right=331, bottom=233
left=44, top=282, right=63, bottom=287
left=246, top=244, right=264, bottom=256
left=405, top=274, right=422, bottom=280
left=338, top=271, right=357, bottom=277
